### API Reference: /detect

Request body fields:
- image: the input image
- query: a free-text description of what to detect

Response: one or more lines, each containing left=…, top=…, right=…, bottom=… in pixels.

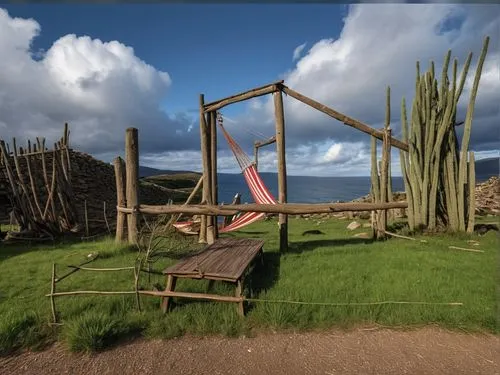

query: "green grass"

left=0, top=217, right=498, bottom=354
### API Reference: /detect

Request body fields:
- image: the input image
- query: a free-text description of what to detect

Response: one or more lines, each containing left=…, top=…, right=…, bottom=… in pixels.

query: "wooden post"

left=378, top=128, right=391, bottom=239
left=210, top=111, right=218, bottom=239
left=205, top=111, right=215, bottom=244
left=274, top=88, right=288, bottom=252
left=199, top=95, right=209, bottom=244
left=84, top=200, right=89, bottom=237
left=63, top=123, right=69, bottom=147
left=125, top=128, right=139, bottom=245
left=114, top=157, right=126, bottom=242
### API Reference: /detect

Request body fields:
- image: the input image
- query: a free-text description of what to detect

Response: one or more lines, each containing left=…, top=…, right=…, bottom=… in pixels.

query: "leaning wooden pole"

left=274, top=87, right=288, bottom=252
left=114, top=156, right=127, bottom=242
left=125, top=128, right=139, bottom=245
left=205, top=109, right=215, bottom=244
left=210, top=111, right=219, bottom=239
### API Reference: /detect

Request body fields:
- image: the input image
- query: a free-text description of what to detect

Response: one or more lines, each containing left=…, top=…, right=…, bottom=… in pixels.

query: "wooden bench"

left=161, top=238, right=265, bottom=316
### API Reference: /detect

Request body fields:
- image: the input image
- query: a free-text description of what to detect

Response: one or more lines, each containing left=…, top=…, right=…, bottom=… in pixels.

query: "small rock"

left=363, top=223, right=372, bottom=228
left=347, top=221, right=361, bottom=230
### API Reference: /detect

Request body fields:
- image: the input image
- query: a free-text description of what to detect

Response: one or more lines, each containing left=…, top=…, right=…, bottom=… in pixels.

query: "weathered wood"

left=160, top=274, right=177, bottom=313
left=199, top=95, right=210, bottom=244
left=254, top=135, right=276, bottom=171
left=50, top=263, right=57, bottom=323
left=467, top=151, right=475, bottom=233
left=125, top=128, right=139, bottom=245
left=281, top=85, right=409, bottom=152
left=84, top=200, right=89, bottom=237
left=63, top=122, right=69, bottom=146
left=210, top=111, right=218, bottom=239
left=236, top=278, right=245, bottom=316
left=274, top=90, right=288, bottom=252
left=163, top=238, right=264, bottom=282
left=113, top=156, right=127, bottom=242
left=203, top=80, right=283, bottom=112
left=118, top=201, right=408, bottom=216
left=24, top=152, right=43, bottom=219
left=378, top=128, right=391, bottom=238
left=12, top=138, right=37, bottom=220
left=67, top=265, right=135, bottom=271
left=165, top=176, right=203, bottom=230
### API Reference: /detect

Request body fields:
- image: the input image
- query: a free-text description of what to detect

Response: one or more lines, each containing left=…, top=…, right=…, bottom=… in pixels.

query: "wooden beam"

left=274, top=90, right=288, bottom=252
left=281, top=85, right=409, bottom=152
left=255, top=135, right=276, bottom=148
left=125, top=128, right=139, bottom=245
left=203, top=80, right=283, bottom=113
left=113, top=156, right=126, bottom=243
left=117, top=201, right=408, bottom=216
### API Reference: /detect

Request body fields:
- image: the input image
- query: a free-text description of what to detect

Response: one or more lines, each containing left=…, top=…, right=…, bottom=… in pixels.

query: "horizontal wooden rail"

left=47, top=290, right=244, bottom=303
left=281, top=85, right=409, bottom=152
left=117, top=201, right=407, bottom=216
left=203, top=80, right=283, bottom=112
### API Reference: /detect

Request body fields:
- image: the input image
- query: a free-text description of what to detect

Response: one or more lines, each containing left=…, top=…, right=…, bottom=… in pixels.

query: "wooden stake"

left=378, top=128, right=391, bottom=239
left=274, top=89, right=288, bottom=252
left=84, top=200, right=89, bottom=237
left=63, top=122, right=69, bottom=147
left=467, top=151, right=476, bottom=233
left=50, top=263, right=57, bottom=323
left=125, top=128, right=139, bottom=245
left=113, top=156, right=127, bottom=242
left=103, top=201, right=111, bottom=234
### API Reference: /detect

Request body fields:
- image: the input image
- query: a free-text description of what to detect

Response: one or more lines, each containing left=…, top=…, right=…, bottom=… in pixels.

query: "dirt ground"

left=1, top=327, right=499, bottom=375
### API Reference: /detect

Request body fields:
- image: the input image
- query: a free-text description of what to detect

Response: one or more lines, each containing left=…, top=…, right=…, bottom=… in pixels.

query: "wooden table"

left=161, top=238, right=265, bottom=316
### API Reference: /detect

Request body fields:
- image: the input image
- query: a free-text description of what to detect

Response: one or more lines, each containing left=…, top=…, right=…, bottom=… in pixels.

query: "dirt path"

left=1, top=327, right=499, bottom=375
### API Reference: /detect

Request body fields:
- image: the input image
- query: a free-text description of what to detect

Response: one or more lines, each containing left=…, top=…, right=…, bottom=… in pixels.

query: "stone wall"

left=0, top=149, right=183, bottom=229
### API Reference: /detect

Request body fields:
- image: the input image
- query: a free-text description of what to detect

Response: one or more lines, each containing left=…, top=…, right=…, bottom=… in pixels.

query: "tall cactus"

left=400, top=36, right=489, bottom=232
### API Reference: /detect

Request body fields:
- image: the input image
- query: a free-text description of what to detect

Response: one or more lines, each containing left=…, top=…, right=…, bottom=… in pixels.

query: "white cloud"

left=292, top=42, right=307, bottom=62
left=233, top=4, right=499, bottom=175
left=0, top=8, right=197, bottom=160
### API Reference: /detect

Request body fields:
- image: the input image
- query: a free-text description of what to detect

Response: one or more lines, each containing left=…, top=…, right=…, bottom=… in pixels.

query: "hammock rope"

left=173, top=113, right=277, bottom=234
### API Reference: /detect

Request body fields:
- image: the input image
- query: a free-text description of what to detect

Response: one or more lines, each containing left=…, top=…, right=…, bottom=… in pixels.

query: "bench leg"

left=235, top=278, right=245, bottom=317
left=161, top=275, right=177, bottom=313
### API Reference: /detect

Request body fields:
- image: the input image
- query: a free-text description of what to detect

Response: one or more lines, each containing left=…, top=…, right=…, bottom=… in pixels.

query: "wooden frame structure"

left=116, top=80, right=409, bottom=250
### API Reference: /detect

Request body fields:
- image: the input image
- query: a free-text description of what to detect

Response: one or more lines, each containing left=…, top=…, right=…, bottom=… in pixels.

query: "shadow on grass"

left=288, top=238, right=375, bottom=254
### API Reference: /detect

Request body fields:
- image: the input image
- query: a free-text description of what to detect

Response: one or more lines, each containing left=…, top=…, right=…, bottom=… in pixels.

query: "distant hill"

left=139, top=165, right=200, bottom=179
left=475, top=157, right=499, bottom=181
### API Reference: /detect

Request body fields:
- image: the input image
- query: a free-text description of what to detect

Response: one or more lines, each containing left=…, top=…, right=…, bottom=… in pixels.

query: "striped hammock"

left=173, top=117, right=276, bottom=234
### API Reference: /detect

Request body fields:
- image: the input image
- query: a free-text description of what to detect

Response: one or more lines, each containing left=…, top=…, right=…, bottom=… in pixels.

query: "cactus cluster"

left=400, top=36, right=489, bottom=232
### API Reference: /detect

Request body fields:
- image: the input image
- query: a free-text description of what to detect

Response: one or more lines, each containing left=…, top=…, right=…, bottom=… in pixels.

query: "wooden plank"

left=254, top=136, right=276, bottom=148
left=281, top=85, right=409, bottom=152
left=203, top=80, right=283, bottom=112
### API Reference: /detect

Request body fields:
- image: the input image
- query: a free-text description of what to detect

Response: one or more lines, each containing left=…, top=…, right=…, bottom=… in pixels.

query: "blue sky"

left=0, top=4, right=498, bottom=176
left=3, top=4, right=345, bottom=117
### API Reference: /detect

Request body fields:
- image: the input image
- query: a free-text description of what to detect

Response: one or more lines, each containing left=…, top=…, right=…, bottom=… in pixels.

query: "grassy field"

left=0, top=216, right=498, bottom=354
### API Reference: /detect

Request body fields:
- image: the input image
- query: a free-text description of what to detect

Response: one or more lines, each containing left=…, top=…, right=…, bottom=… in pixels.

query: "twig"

left=104, top=201, right=111, bottom=234
left=448, top=246, right=484, bottom=253
left=245, top=298, right=463, bottom=307
left=55, top=254, right=99, bottom=283
left=67, top=266, right=136, bottom=271
left=384, top=230, right=428, bottom=243
left=50, top=264, right=57, bottom=323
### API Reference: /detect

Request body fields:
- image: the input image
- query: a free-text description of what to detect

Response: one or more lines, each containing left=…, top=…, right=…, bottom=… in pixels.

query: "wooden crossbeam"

left=280, top=85, right=409, bottom=152
left=203, top=80, right=283, bottom=112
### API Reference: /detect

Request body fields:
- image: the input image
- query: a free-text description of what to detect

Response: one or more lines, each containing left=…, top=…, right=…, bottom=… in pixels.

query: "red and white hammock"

left=173, top=115, right=276, bottom=234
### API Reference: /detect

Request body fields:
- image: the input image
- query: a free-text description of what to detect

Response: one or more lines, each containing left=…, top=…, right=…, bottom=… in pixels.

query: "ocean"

left=217, top=174, right=405, bottom=204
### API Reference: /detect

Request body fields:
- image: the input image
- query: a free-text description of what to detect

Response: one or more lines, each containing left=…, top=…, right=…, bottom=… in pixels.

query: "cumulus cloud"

left=231, top=4, right=499, bottom=175
left=0, top=8, right=199, bottom=164
left=292, top=42, right=307, bottom=62
left=0, top=5, right=498, bottom=177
